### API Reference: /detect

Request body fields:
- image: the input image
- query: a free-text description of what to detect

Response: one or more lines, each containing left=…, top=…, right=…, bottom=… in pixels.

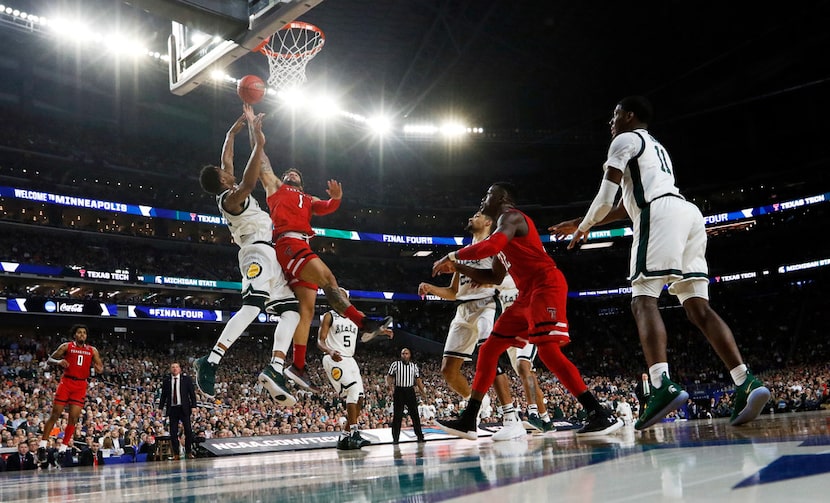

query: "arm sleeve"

left=311, top=198, right=341, bottom=215
left=456, top=232, right=509, bottom=261
left=577, top=178, right=620, bottom=232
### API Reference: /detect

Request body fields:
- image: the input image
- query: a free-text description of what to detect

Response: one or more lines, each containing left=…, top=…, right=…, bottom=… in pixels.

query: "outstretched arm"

left=242, top=104, right=282, bottom=197
left=552, top=167, right=623, bottom=250
left=418, top=272, right=461, bottom=300
left=223, top=114, right=267, bottom=210
left=432, top=211, right=524, bottom=276
left=311, top=180, right=342, bottom=215
left=220, top=114, right=247, bottom=174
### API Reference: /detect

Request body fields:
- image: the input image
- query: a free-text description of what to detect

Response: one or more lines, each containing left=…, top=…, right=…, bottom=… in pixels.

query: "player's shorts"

left=507, top=342, right=538, bottom=375
left=54, top=377, right=88, bottom=407
left=629, top=196, right=709, bottom=302
left=492, top=267, right=570, bottom=347
left=274, top=237, right=319, bottom=291
left=322, top=355, right=364, bottom=403
left=443, top=297, right=496, bottom=361
left=239, top=242, right=296, bottom=312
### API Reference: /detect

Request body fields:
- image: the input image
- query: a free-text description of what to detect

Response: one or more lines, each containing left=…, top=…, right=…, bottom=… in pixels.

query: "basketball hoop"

left=255, top=21, right=325, bottom=92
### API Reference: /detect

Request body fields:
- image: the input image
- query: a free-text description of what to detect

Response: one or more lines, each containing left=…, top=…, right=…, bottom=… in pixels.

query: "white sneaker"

left=492, top=418, right=526, bottom=441
left=477, top=393, right=491, bottom=423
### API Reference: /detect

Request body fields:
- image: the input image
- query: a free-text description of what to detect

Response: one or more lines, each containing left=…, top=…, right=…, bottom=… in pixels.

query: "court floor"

left=2, top=411, right=828, bottom=502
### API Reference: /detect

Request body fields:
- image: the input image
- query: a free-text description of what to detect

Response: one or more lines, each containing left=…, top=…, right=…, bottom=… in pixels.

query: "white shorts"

left=239, top=243, right=295, bottom=312
left=322, top=355, right=364, bottom=403
left=630, top=197, right=709, bottom=302
left=507, top=342, right=537, bottom=375
left=443, top=298, right=496, bottom=360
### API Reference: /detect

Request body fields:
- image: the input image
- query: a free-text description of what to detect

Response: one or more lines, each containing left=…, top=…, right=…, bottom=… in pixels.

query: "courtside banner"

left=202, top=426, right=498, bottom=456
left=202, top=433, right=342, bottom=455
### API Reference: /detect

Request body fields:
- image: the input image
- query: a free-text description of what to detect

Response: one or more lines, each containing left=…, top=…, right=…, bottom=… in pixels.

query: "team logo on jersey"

left=246, top=262, right=263, bottom=279
left=331, top=367, right=342, bottom=381
left=547, top=307, right=557, bottom=320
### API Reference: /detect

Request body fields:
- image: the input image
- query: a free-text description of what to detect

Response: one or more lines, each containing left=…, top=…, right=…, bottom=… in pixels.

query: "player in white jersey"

left=195, top=112, right=299, bottom=406
left=418, top=212, right=523, bottom=440
left=549, top=95, right=769, bottom=430
left=497, top=272, right=555, bottom=433
left=318, top=288, right=392, bottom=450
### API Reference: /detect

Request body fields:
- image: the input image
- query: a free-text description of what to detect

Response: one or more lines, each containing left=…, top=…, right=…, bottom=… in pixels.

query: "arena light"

left=308, top=95, right=340, bottom=120
left=278, top=87, right=306, bottom=108
left=440, top=122, right=467, bottom=138
left=403, top=124, right=438, bottom=135
left=367, top=115, right=392, bottom=136
left=48, top=17, right=95, bottom=42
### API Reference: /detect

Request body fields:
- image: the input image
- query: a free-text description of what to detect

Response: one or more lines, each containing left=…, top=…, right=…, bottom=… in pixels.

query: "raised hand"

left=326, top=179, right=343, bottom=199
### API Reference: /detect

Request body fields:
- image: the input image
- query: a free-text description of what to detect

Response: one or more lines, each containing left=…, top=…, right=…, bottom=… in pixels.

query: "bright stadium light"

left=403, top=124, right=438, bottom=135
left=278, top=86, right=306, bottom=107
left=308, top=95, right=340, bottom=120
left=440, top=122, right=467, bottom=138
left=367, top=115, right=392, bottom=136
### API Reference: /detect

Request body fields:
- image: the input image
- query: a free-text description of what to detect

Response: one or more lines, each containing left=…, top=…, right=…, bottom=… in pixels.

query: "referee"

left=387, top=348, right=426, bottom=444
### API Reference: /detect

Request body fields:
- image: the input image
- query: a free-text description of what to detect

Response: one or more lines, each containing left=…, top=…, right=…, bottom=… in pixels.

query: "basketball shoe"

left=634, top=373, right=689, bottom=430
left=493, top=417, right=526, bottom=441
left=193, top=356, right=217, bottom=398
left=284, top=364, right=321, bottom=394
left=524, top=413, right=546, bottom=433
left=577, top=409, right=624, bottom=437
left=437, top=412, right=478, bottom=440
left=258, top=366, right=297, bottom=406
left=730, top=372, right=770, bottom=426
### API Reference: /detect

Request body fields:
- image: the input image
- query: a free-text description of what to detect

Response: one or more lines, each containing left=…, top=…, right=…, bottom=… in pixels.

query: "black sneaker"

left=437, top=416, right=478, bottom=440
left=337, top=434, right=363, bottom=450
left=351, top=430, right=371, bottom=448
left=360, top=316, right=394, bottom=342
left=258, top=366, right=297, bottom=406
left=576, top=409, right=623, bottom=437
left=284, top=364, right=321, bottom=394
left=37, top=446, right=48, bottom=464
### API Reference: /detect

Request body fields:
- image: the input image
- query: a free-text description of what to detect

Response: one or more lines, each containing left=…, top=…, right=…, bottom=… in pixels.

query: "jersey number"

left=298, top=194, right=303, bottom=208
left=654, top=145, right=672, bottom=175
left=77, top=354, right=85, bottom=366
left=343, top=334, right=351, bottom=347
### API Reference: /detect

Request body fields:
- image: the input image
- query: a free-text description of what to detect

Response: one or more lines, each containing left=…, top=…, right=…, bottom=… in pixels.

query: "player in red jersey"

left=38, top=324, right=104, bottom=461
left=243, top=105, right=392, bottom=391
left=433, top=182, right=623, bottom=439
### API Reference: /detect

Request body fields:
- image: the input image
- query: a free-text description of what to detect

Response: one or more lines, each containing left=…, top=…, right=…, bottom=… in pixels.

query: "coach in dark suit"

left=159, top=362, right=198, bottom=459
left=78, top=441, right=105, bottom=467
left=6, top=441, right=37, bottom=471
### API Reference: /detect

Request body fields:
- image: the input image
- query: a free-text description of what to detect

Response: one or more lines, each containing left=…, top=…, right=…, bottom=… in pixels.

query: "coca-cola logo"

left=58, top=303, right=85, bottom=313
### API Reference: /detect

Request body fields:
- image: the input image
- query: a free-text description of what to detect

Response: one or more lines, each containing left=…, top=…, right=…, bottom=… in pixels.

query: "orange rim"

left=254, top=21, right=325, bottom=58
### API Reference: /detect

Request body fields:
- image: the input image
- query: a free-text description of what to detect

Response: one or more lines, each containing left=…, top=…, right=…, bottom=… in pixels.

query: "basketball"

left=237, top=75, right=266, bottom=104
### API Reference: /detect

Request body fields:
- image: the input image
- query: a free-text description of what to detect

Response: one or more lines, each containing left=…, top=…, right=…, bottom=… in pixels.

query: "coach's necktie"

left=173, top=377, right=179, bottom=405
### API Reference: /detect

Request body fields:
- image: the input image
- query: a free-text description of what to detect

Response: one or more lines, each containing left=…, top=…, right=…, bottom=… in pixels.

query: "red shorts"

left=274, top=237, right=319, bottom=291
left=493, top=268, right=570, bottom=346
left=55, top=378, right=88, bottom=407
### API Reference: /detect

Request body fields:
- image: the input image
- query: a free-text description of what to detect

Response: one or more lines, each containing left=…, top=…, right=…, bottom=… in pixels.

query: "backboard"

left=158, top=0, right=326, bottom=95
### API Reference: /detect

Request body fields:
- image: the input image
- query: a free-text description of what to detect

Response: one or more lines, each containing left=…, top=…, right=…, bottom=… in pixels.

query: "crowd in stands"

left=1, top=274, right=828, bottom=470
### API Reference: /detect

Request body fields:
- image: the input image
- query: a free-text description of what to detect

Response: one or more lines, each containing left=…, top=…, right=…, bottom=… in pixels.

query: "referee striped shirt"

left=388, top=360, right=420, bottom=387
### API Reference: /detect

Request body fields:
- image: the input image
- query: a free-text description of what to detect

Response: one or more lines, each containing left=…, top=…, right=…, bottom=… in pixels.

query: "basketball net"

left=257, top=21, right=325, bottom=92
